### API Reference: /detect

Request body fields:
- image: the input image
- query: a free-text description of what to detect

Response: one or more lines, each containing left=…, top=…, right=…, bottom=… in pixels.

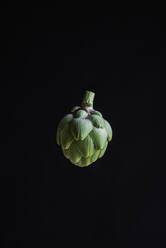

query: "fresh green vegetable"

left=56, top=90, right=112, bottom=167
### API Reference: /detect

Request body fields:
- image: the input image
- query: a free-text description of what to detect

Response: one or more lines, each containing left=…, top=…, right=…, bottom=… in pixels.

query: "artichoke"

left=56, top=90, right=112, bottom=167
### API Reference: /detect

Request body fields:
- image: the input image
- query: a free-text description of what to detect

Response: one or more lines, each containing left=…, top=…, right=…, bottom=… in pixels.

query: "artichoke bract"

left=56, top=90, right=112, bottom=167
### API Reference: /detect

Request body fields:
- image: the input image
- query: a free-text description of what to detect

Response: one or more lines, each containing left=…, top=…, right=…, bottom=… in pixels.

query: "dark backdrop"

left=1, top=11, right=163, bottom=247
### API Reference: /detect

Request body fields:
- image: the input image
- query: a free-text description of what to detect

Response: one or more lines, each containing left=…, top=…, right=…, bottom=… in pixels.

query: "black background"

left=1, top=10, right=163, bottom=247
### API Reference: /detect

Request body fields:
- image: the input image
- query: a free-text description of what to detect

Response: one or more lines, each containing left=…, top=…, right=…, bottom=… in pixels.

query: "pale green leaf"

left=77, top=135, right=94, bottom=158
left=74, top=110, right=88, bottom=118
left=70, top=118, right=93, bottom=141
left=57, top=114, right=73, bottom=131
left=68, top=142, right=82, bottom=164
left=92, top=110, right=102, bottom=117
left=104, top=120, right=112, bottom=142
left=91, top=150, right=100, bottom=163
left=62, top=147, right=70, bottom=159
left=90, top=127, right=107, bottom=149
left=79, top=157, right=91, bottom=167
left=88, top=114, right=104, bottom=128
left=99, top=141, right=108, bottom=158
left=61, top=124, right=73, bottom=149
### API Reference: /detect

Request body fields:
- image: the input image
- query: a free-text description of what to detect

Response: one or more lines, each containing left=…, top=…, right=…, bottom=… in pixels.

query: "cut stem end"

left=81, top=90, right=95, bottom=110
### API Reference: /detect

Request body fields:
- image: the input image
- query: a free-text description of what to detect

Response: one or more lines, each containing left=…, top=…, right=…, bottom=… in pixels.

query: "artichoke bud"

left=56, top=90, right=113, bottom=167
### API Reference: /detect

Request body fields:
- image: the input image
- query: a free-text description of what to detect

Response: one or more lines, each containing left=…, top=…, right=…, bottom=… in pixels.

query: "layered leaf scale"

left=56, top=106, right=112, bottom=167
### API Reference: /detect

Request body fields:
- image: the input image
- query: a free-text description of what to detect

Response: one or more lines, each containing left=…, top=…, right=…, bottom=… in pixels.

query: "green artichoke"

left=56, top=90, right=112, bottom=167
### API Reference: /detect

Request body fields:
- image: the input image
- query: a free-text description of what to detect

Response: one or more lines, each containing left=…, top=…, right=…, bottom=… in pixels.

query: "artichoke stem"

left=81, top=90, right=95, bottom=110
